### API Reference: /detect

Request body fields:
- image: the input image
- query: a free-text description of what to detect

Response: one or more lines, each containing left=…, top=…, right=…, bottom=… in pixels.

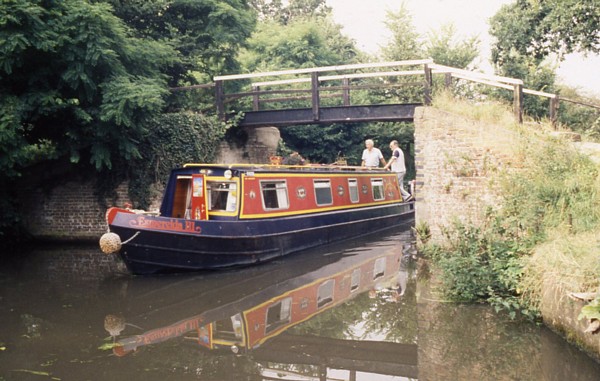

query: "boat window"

left=351, top=268, right=361, bottom=291
left=371, top=178, right=385, bottom=201
left=260, top=181, right=289, bottom=210
left=207, top=182, right=237, bottom=212
left=314, top=179, right=333, bottom=206
left=373, top=257, right=386, bottom=279
left=265, top=297, right=292, bottom=334
left=213, top=313, right=243, bottom=341
left=317, top=279, right=335, bottom=308
left=348, top=178, right=359, bottom=203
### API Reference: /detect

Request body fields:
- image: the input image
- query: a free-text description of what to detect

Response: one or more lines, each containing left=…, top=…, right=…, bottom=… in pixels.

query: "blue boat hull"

left=110, top=203, right=414, bottom=275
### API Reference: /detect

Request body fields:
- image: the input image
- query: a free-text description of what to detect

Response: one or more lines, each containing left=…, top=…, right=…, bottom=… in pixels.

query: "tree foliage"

left=240, top=17, right=357, bottom=72
left=381, top=3, right=479, bottom=69
left=102, top=0, right=256, bottom=85
left=425, top=23, right=480, bottom=69
left=250, top=0, right=331, bottom=24
left=0, top=0, right=176, bottom=177
left=380, top=3, right=422, bottom=61
left=488, top=0, right=600, bottom=120
left=490, top=0, right=599, bottom=64
left=0, top=0, right=257, bottom=241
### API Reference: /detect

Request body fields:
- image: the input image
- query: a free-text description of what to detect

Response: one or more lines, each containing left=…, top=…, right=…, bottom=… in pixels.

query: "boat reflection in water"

left=102, top=227, right=417, bottom=380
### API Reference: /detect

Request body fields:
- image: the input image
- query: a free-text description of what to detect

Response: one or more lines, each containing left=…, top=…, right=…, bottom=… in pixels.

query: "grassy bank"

left=420, top=93, right=600, bottom=322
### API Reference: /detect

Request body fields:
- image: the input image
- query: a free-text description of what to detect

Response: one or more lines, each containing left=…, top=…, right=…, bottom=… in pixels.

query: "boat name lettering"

left=129, top=216, right=201, bottom=233
left=141, top=318, right=203, bottom=345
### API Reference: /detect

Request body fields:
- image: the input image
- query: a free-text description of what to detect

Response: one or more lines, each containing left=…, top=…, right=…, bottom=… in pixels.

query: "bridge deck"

left=238, top=103, right=419, bottom=127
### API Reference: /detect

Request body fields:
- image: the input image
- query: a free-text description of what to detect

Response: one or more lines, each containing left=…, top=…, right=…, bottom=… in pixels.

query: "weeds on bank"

left=422, top=213, right=540, bottom=320
left=421, top=102, right=600, bottom=321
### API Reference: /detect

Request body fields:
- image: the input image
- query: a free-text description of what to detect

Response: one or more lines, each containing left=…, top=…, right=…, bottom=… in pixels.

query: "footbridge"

left=172, top=59, right=574, bottom=127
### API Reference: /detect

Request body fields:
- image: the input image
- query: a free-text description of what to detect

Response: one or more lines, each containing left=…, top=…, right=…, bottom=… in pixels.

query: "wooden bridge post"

left=342, top=77, right=350, bottom=106
left=423, top=64, right=433, bottom=105
left=311, top=71, right=320, bottom=121
left=252, top=85, right=260, bottom=111
left=513, top=83, right=523, bottom=124
left=550, top=95, right=559, bottom=128
left=215, top=80, right=225, bottom=120
left=444, top=72, right=452, bottom=89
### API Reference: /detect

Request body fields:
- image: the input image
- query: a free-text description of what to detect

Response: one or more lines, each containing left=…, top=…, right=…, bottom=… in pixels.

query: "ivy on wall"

left=97, top=112, right=230, bottom=209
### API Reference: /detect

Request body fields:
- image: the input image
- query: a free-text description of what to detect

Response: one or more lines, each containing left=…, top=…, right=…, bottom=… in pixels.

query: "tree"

left=102, top=0, right=257, bottom=85
left=250, top=0, right=331, bottom=24
left=490, top=0, right=584, bottom=118
left=240, top=18, right=357, bottom=72
left=238, top=14, right=364, bottom=164
left=380, top=3, right=422, bottom=61
left=0, top=0, right=176, bottom=177
left=425, top=23, right=480, bottom=69
left=490, top=0, right=599, bottom=64
left=0, top=0, right=180, bottom=238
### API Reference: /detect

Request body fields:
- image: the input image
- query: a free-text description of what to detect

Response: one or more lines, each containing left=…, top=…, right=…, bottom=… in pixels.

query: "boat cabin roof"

left=181, top=163, right=387, bottom=175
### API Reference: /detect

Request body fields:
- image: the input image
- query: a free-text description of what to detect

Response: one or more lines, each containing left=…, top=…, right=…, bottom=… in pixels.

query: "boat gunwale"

left=111, top=204, right=414, bottom=240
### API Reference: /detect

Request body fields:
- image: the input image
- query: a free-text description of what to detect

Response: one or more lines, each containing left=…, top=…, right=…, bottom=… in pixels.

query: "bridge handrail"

left=429, top=63, right=523, bottom=85
left=171, top=59, right=598, bottom=127
left=214, top=59, right=433, bottom=81
left=251, top=70, right=425, bottom=87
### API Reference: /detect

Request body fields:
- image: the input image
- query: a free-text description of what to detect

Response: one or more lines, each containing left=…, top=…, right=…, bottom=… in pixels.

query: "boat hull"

left=110, top=203, right=414, bottom=274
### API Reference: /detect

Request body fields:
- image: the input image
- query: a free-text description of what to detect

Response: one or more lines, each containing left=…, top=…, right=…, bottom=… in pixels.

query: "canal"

left=1, top=227, right=600, bottom=380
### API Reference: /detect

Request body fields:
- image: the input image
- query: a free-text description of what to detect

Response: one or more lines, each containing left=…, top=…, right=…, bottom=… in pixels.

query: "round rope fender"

left=99, top=232, right=122, bottom=254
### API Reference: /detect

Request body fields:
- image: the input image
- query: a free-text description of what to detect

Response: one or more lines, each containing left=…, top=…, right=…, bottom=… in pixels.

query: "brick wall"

left=20, top=181, right=132, bottom=241
left=414, top=107, right=519, bottom=243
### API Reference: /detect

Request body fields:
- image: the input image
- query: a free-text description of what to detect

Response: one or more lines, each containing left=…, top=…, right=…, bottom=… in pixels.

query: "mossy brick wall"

left=413, top=107, right=519, bottom=243
left=20, top=181, right=132, bottom=241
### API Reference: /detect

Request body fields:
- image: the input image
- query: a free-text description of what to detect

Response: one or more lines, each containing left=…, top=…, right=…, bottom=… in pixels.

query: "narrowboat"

left=99, top=163, right=414, bottom=274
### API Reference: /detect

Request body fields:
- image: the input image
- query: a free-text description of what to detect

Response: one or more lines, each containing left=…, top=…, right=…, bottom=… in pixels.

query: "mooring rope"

left=122, top=231, right=140, bottom=245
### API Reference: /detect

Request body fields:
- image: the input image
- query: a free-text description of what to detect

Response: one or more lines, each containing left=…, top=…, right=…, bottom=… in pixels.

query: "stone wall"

left=413, top=107, right=519, bottom=243
left=541, top=280, right=600, bottom=362
left=215, top=126, right=280, bottom=164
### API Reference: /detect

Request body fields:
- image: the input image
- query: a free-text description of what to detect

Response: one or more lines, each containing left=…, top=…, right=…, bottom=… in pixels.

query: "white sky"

left=326, top=0, right=600, bottom=97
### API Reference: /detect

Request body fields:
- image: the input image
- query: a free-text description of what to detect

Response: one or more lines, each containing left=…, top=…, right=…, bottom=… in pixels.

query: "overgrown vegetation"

left=420, top=96, right=600, bottom=321
left=96, top=112, right=232, bottom=209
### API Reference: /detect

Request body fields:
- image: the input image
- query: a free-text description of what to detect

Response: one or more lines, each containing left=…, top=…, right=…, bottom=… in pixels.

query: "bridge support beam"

left=237, top=104, right=419, bottom=128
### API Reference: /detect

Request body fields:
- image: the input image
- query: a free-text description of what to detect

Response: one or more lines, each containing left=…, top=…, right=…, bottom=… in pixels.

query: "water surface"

left=0, top=228, right=599, bottom=381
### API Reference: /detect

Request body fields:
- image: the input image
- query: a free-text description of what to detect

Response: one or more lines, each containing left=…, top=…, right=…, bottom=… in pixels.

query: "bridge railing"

left=428, top=63, right=600, bottom=125
left=212, top=59, right=434, bottom=121
left=171, top=60, right=599, bottom=126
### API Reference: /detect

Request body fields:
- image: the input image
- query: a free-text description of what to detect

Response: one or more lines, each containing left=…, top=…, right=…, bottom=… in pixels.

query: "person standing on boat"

left=361, top=139, right=386, bottom=168
left=384, top=140, right=412, bottom=201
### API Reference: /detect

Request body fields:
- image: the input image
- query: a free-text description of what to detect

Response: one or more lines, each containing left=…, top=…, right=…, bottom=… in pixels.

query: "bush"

left=424, top=216, right=538, bottom=320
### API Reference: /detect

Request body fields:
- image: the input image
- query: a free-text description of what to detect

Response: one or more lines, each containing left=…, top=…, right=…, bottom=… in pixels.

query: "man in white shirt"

left=384, top=140, right=412, bottom=200
left=361, top=139, right=386, bottom=168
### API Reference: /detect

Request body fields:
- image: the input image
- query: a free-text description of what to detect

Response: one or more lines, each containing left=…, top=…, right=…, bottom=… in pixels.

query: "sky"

left=326, top=0, right=600, bottom=97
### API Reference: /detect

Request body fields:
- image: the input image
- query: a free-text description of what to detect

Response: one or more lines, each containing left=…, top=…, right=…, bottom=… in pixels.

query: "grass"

left=432, top=90, right=519, bottom=127
left=520, top=229, right=600, bottom=311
